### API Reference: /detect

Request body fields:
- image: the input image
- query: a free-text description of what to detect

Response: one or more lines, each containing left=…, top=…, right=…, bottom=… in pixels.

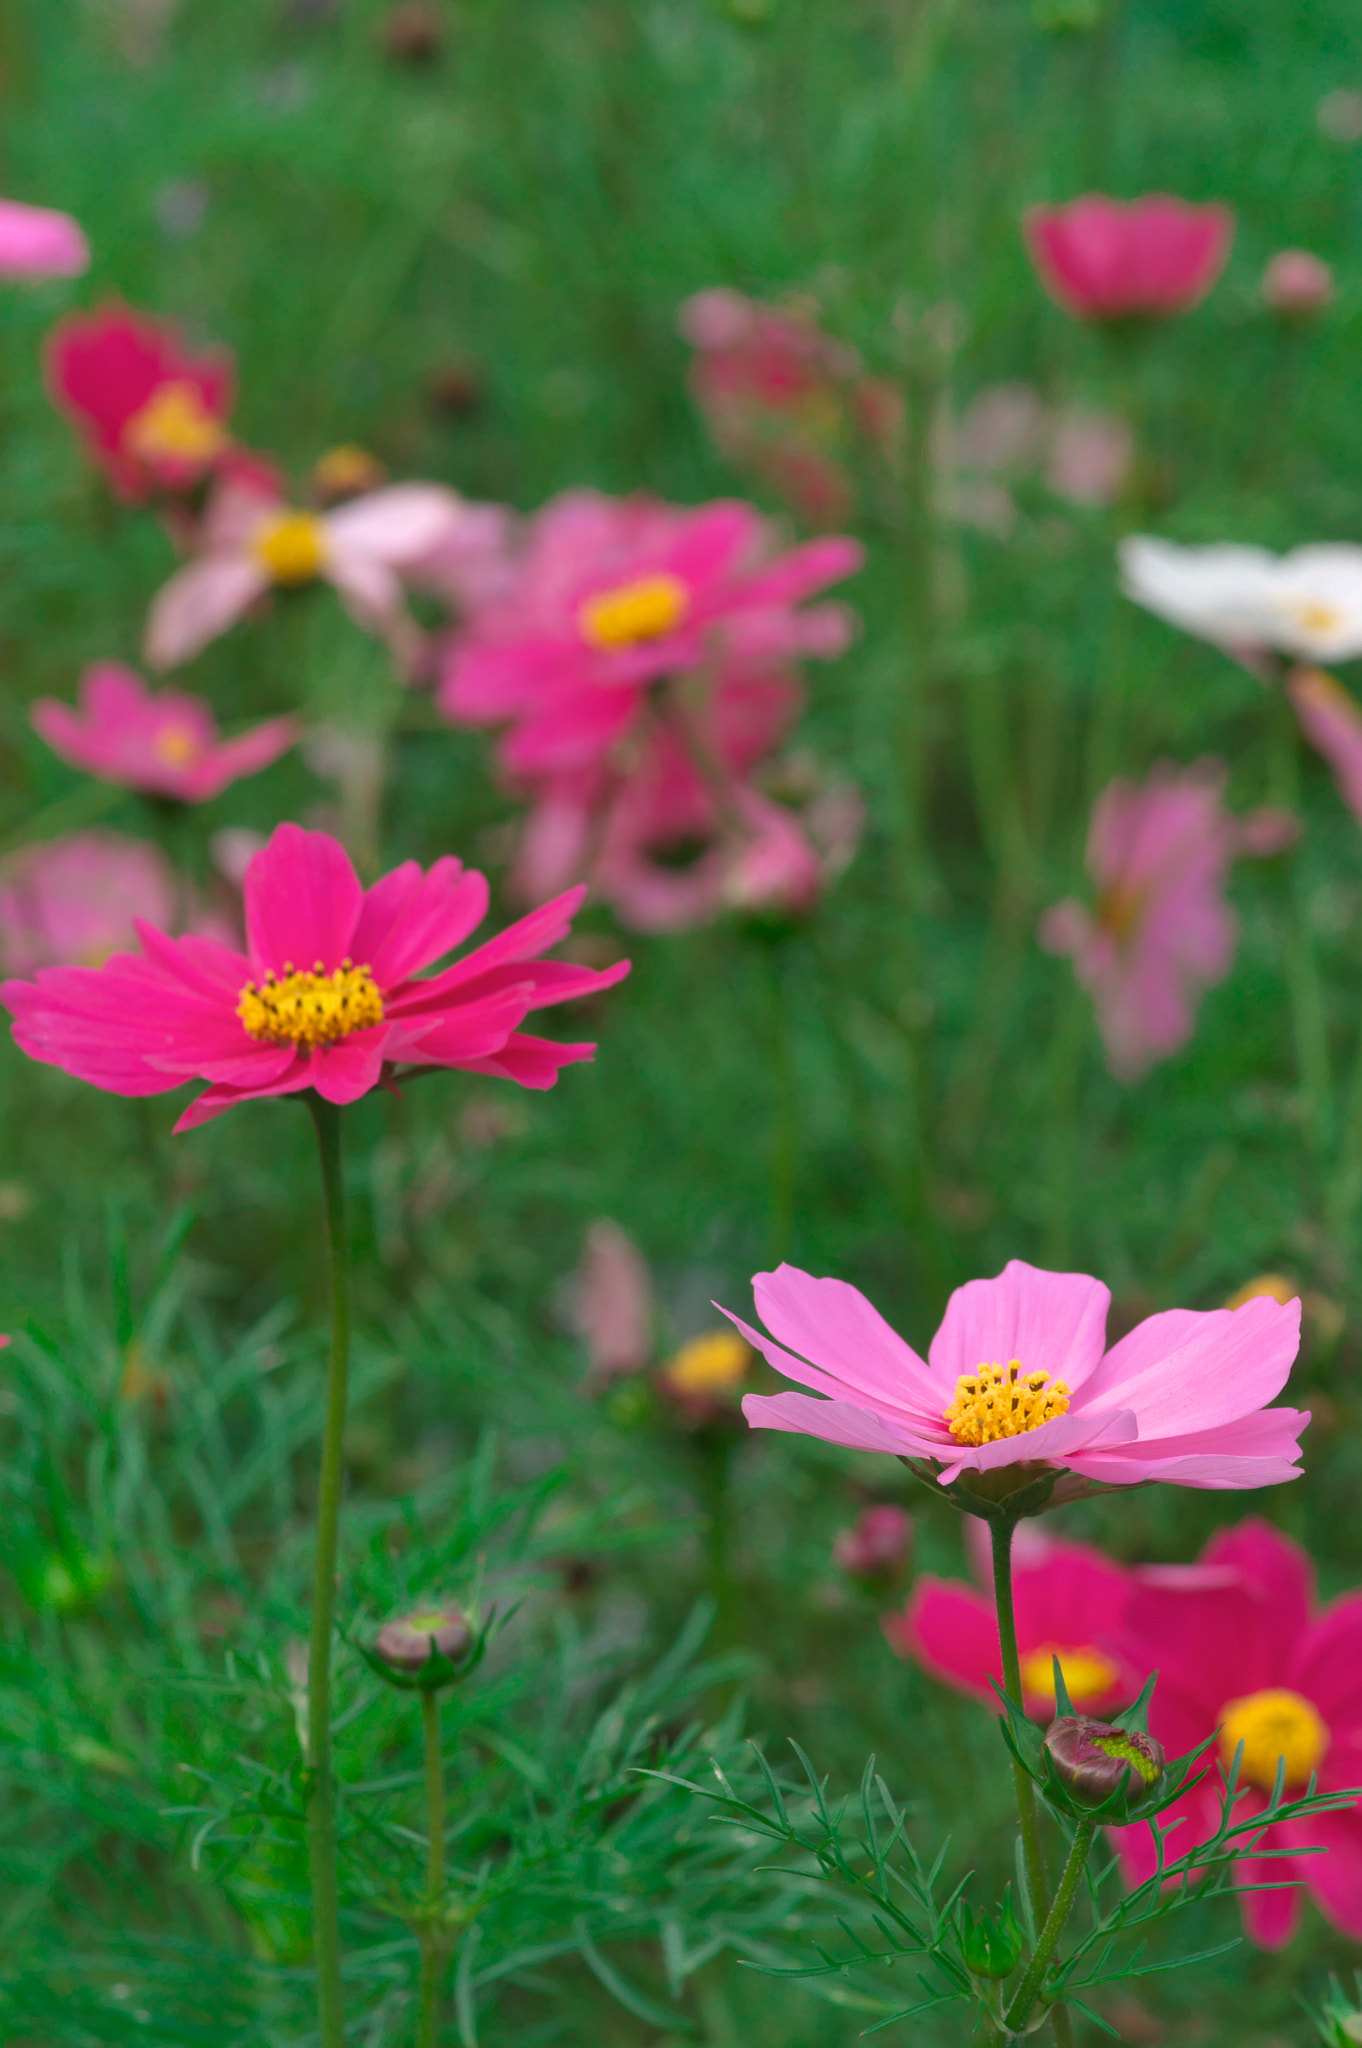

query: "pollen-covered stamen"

left=237, top=958, right=384, bottom=1050
left=123, top=380, right=228, bottom=465
left=252, top=511, right=329, bottom=586
left=1219, top=1687, right=1328, bottom=1792
left=578, top=572, right=689, bottom=650
left=944, top=1358, right=1071, bottom=1447
left=152, top=723, right=201, bottom=768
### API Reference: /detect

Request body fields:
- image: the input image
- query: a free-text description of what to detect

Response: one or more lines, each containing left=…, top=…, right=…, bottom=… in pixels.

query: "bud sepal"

left=956, top=1886, right=1024, bottom=1979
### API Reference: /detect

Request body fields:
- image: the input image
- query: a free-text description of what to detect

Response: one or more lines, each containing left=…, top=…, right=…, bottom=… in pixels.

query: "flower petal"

left=749, top=1264, right=941, bottom=1419
left=740, top=1388, right=932, bottom=1457
left=144, top=556, right=269, bottom=670
left=1077, top=1294, right=1301, bottom=1438
left=243, top=824, right=364, bottom=977
left=928, top=1261, right=1111, bottom=1392
left=350, top=857, right=490, bottom=985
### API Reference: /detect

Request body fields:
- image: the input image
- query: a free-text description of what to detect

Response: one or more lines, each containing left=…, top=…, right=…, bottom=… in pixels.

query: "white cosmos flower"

left=1119, top=536, right=1362, bottom=663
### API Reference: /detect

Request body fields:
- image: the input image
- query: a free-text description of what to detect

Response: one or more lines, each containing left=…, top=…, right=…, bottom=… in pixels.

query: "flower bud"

left=1262, top=248, right=1334, bottom=317
left=1043, top=1716, right=1164, bottom=1805
left=832, top=1504, right=912, bottom=1582
left=957, top=1890, right=1023, bottom=1979
left=374, top=1602, right=472, bottom=1674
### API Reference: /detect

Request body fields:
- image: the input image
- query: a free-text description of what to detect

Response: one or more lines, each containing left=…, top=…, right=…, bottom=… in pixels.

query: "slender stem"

left=306, top=1094, right=351, bottom=2048
left=417, top=1690, right=447, bottom=2048
left=1004, top=1820, right=1097, bottom=2035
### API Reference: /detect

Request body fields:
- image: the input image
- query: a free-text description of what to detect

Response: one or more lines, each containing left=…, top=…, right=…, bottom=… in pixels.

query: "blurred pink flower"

left=407, top=499, right=521, bottom=614
left=1024, top=195, right=1233, bottom=320
left=1111, top=1519, right=1362, bottom=1948
left=678, top=288, right=902, bottom=526
left=1039, top=761, right=1297, bottom=1081
left=1045, top=410, right=1133, bottom=507
left=438, top=489, right=861, bottom=777
left=2, top=822, right=629, bottom=1131
left=45, top=303, right=234, bottom=500
left=1261, top=249, right=1334, bottom=317
left=0, top=832, right=179, bottom=973
left=1289, top=667, right=1362, bottom=820
left=574, top=1220, right=654, bottom=1384
left=0, top=197, right=89, bottom=279
left=833, top=1503, right=912, bottom=1581
left=727, top=1257, right=1308, bottom=1492
left=145, top=476, right=474, bottom=670
left=31, top=662, right=297, bottom=802
left=886, top=1529, right=1138, bottom=1718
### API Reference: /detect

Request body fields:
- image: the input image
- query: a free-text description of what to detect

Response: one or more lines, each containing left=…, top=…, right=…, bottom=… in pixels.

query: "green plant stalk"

left=417, top=1689, right=448, bottom=2048
left=989, top=1516, right=1074, bottom=2048
left=306, top=1095, right=351, bottom=2048
left=1004, top=1819, right=1097, bottom=2036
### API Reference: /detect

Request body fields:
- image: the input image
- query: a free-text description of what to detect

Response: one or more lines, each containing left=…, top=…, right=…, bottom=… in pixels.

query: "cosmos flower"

left=45, top=303, right=235, bottom=499
left=144, top=475, right=476, bottom=670
left=0, top=832, right=182, bottom=974
left=438, top=489, right=861, bottom=777
left=833, top=1504, right=913, bottom=1582
left=885, top=1526, right=1138, bottom=1719
left=0, top=197, right=89, bottom=279
left=1261, top=250, right=1334, bottom=317
left=2, top=822, right=629, bottom=1131
left=1039, top=761, right=1297, bottom=1081
left=1111, top=1519, right=1362, bottom=1948
left=1024, top=196, right=1233, bottom=321
left=31, top=662, right=297, bottom=803
left=726, top=1258, right=1308, bottom=1494
left=1119, top=536, right=1362, bottom=666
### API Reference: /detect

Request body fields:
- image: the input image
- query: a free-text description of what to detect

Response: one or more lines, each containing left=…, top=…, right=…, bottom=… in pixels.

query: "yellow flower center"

left=252, top=511, right=329, bottom=586
left=237, top=959, right=383, bottom=1050
left=1018, top=1643, right=1121, bottom=1709
left=1223, top=1273, right=1297, bottom=1311
left=1286, top=598, right=1344, bottom=637
left=944, top=1359, right=1071, bottom=1447
left=579, top=573, right=689, bottom=651
left=123, top=380, right=229, bottom=465
left=663, top=1330, right=750, bottom=1396
left=311, top=444, right=385, bottom=497
left=152, top=723, right=201, bottom=769
left=1096, top=882, right=1145, bottom=942
left=1219, top=1687, right=1328, bottom=1793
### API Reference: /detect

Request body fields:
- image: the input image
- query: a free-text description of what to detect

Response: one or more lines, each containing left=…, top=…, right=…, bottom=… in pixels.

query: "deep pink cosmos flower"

left=1289, top=668, right=1362, bottom=824
left=46, top=303, right=235, bottom=500
left=727, top=1258, right=1308, bottom=1492
left=31, top=663, right=298, bottom=803
left=1039, top=761, right=1297, bottom=1082
left=438, top=490, right=861, bottom=778
left=1111, top=1519, right=1362, bottom=1948
left=1024, top=196, right=1233, bottom=321
left=886, top=1525, right=1139, bottom=1719
left=0, top=198, right=88, bottom=279
left=0, top=831, right=183, bottom=973
left=2, top=823, right=629, bottom=1132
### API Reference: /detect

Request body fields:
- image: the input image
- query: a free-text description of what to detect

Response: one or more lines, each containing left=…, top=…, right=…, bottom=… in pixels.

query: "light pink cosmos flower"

left=1024, top=195, right=1233, bottom=321
left=31, top=663, right=298, bottom=803
left=887, top=1528, right=1139, bottom=1719
left=574, top=1219, right=654, bottom=1384
left=0, top=197, right=89, bottom=278
left=144, top=476, right=477, bottom=670
left=1261, top=249, right=1334, bottom=317
left=0, top=831, right=179, bottom=973
left=2, top=822, right=629, bottom=1131
left=1288, top=667, right=1362, bottom=823
left=1111, top=1520, right=1362, bottom=1948
left=438, top=489, right=861, bottom=778
left=726, top=1258, right=1308, bottom=1493
left=1039, top=761, right=1297, bottom=1082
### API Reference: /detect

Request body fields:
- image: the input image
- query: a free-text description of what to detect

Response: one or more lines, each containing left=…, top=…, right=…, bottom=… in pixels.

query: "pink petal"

left=1277, top=1808, right=1362, bottom=1940
left=1289, top=1592, right=1362, bottom=1728
left=1236, top=1854, right=1305, bottom=1949
left=740, top=1388, right=931, bottom=1457
left=173, top=1058, right=315, bottom=1131
left=324, top=484, right=467, bottom=563
left=451, top=1031, right=597, bottom=1088
left=0, top=198, right=89, bottom=278
left=1289, top=667, right=1362, bottom=824
left=350, top=858, right=490, bottom=985
left=1077, top=1294, right=1301, bottom=1439
left=1202, top=1519, right=1313, bottom=1659
left=309, top=1025, right=391, bottom=1105
left=893, top=1578, right=1000, bottom=1703
left=749, top=1264, right=942, bottom=1418
left=185, top=716, right=298, bottom=801
left=932, top=1405, right=1139, bottom=1486
left=416, top=887, right=589, bottom=1000
left=928, top=1260, right=1111, bottom=1393
left=1064, top=1405, right=1309, bottom=1489
left=243, top=824, right=364, bottom=977
left=144, top=555, right=269, bottom=670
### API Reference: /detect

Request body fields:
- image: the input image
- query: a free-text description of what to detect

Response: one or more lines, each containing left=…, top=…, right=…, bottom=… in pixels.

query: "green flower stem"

left=306, top=1094, right=351, bottom=2048
left=1004, top=1818, right=1097, bottom=2037
left=417, top=1689, right=448, bottom=2048
left=989, top=1516, right=1074, bottom=2048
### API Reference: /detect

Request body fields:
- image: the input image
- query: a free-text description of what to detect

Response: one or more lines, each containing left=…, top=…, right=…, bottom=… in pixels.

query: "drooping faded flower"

left=1111, top=1519, right=1362, bottom=1948
left=727, top=1258, right=1308, bottom=1494
left=46, top=303, right=235, bottom=499
left=1039, top=760, right=1296, bottom=1081
left=31, top=663, right=297, bottom=803
left=1119, top=535, right=1362, bottom=665
left=0, top=197, right=89, bottom=279
left=2, top=822, right=628, bottom=1130
left=1024, top=195, right=1233, bottom=321
left=438, top=489, right=861, bottom=778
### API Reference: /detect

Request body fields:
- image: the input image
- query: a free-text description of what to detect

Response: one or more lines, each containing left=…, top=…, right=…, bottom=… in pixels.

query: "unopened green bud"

left=1044, top=1716, right=1165, bottom=1806
left=958, top=1890, right=1023, bottom=1979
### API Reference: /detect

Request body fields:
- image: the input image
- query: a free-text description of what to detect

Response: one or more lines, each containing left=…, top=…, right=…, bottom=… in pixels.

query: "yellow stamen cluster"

left=943, top=1359, right=1071, bottom=1447
left=123, top=380, right=228, bottom=465
left=252, top=511, right=329, bottom=586
left=663, top=1330, right=750, bottom=1396
left=152, top=723, right=201, bottom=769
left=1286, top=598, right=1344, bottom=637
left=237, top=959, right=383, bottom=1050
left=1219, top=1687, right=1328, bottom=1792
left=579, top=572, right=689, bottom=650
left=1018, top=1643, right=1120, bottom=1708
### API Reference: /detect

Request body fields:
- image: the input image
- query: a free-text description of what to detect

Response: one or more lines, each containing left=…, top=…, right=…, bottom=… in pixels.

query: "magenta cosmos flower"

left=46, top=303, right=235, bottom=500
left=31, top=663, right=297, bottom=803
left=438, top=489, right=862, bottom=777
left=886, top=1526, right=1140, bottom=1719
left=0, top=197, right=88, bottom=279
left=727, top=1259, right=1308, bottom=1493
left=1111, top=1519, right=1362, bottom=1948
left=2, top=823, right=629, bottom=1131
left=1039, top=760, right=1296, bottom=1082
left=1024, top=195, right=1233, bottom=321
